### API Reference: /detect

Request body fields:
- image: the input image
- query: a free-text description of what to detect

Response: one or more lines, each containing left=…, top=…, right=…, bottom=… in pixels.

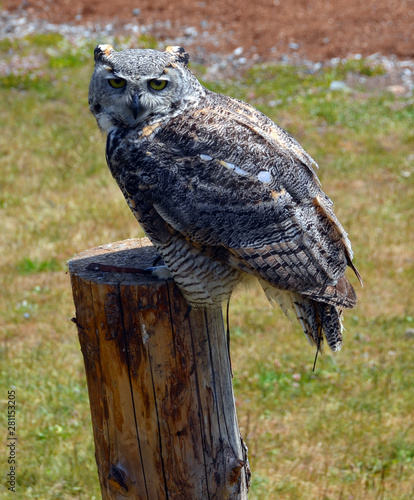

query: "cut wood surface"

left=68, top=238, right=250, bottom=499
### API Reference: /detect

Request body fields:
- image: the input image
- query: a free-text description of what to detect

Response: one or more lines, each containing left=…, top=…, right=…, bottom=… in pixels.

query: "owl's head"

left=89, top=45, right=201, bottom=132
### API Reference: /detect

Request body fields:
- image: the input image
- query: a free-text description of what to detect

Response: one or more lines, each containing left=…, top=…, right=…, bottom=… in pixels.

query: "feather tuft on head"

left=94, top=44, right=115, bottom=62
left=165, top=46, right=190, bottom=66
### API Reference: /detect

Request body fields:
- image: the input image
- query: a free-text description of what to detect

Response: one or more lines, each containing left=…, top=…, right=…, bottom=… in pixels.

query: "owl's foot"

left=143, top=265, right=173, bottom=281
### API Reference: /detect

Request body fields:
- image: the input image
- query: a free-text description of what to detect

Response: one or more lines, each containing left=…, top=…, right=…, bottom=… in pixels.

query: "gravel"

left=1, top=8, right=413, bottom=94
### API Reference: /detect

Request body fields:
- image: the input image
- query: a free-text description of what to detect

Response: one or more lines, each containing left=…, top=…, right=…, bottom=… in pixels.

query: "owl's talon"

left=143, top=265, right=173, bottom=281
left=152, top=255, right=164, bottom=267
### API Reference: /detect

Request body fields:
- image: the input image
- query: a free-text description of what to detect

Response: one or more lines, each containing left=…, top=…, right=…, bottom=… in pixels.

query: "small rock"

left=387, top=85, right=407, bottom=96
left=289, top=42, right=299, bottom=50
left=329, top=80, right=350, bottom=91
left=405, top=328, right=414, bottom=338
left=268, top=99, right=283, bottom=107
left=132, top=9, right=141, bottom=16
left=13, top=17, right=26, bottom=26
left=184, top=26, right=198, bottom=37
left=233, top=47, right=244, bottom=56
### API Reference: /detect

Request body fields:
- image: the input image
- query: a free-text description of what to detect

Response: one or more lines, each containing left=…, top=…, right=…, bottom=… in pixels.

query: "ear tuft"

left=94, top=44, right=115, bottom=62
left=165, top=46, right=190, bottom=66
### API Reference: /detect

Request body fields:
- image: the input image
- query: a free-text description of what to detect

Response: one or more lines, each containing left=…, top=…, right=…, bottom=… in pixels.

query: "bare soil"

left=4, top=0, right=414, bottom=62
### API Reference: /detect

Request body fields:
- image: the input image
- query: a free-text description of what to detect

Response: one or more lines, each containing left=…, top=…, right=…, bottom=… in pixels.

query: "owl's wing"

left=117, top=94, right=360, bottom=307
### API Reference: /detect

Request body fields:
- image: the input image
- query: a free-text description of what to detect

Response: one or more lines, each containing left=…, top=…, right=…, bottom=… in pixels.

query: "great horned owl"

left=89, top=44, right=361, bottom=352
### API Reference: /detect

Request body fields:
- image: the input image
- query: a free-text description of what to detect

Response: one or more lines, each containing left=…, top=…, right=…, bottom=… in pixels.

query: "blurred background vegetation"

left=0, top=33, right=413, bottom=499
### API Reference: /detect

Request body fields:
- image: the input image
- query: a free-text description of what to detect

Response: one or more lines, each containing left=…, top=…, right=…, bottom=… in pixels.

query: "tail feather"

left=315, top=302, right=343, bottom=352
left=260, top=281, right=344, bottom=352
left=291, top=292, right=322, bottom=348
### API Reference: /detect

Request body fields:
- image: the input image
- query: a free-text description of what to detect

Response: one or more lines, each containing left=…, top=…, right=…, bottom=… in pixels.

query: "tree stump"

left=68, top=238, right=250, bottom=499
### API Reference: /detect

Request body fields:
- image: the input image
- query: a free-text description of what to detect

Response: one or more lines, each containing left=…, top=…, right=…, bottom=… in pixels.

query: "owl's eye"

left=108, top=78, right=126, bottom=89
left=148, top=79, right=168, bottom=91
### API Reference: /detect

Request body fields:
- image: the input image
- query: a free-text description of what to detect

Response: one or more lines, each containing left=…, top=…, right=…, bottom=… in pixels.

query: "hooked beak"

left=130, top=93, right=141, bottom=119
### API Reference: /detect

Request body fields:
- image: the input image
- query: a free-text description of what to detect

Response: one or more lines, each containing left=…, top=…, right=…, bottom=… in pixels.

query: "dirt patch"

left=4, top=0, right=414, bottom=62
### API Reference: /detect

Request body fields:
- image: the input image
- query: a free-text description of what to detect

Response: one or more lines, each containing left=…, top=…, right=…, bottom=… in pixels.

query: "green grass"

left=0, top=34, right=413, bottom=498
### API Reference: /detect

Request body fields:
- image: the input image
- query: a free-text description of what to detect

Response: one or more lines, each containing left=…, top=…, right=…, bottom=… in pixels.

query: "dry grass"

left=0, top=34, right=413, bottom=499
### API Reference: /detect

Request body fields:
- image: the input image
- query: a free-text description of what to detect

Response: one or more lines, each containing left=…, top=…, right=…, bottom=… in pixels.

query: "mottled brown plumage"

left=89, top=44, right=361, bottom=352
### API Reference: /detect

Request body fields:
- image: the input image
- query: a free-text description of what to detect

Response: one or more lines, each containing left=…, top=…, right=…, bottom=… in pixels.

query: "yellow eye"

left=108, top=78, right=126, bottom=89
left=148, top=79, right=168, bottom=91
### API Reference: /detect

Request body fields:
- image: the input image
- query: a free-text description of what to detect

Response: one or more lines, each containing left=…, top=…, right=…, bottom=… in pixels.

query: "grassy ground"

left=0, top=34, right=413, bottom=499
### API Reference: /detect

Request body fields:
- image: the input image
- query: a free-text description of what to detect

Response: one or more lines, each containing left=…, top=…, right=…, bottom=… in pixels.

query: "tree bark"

left=68, top=238, right=250, bottom=499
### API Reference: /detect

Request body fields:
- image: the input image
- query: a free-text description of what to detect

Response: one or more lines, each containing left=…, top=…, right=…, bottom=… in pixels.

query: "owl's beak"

left=130, top=93, right=141, bottom=119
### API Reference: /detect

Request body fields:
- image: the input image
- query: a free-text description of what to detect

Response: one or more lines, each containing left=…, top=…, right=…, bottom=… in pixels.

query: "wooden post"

left=68, top=238, right=250, bottom=499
